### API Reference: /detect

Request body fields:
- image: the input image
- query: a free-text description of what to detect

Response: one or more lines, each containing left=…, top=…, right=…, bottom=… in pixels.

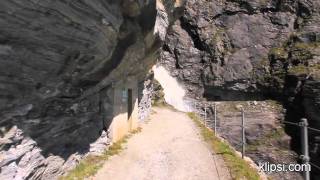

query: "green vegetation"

left=130, top=127, right=142, bottom=134
left=290, top=42, right=320, bottom=62
left=272, top=70, right=286, bottom=77
left=211, top=28, right=225, bottom=42
left=265, top=100, right=283, bottom=112
left=269, top=47, right=288, bottom=60
left=214, top=101, right=248, bottom=113
left=187, top=113, right=260, bottom=180
left=311, top=65, right=320, bottom=80
left=291, top=49, right=312, bottom=62
left=293, top=42, right=320, bottom=50
left=262, top=127, right=285, bottom=142
left=287, top=64, right=309, bottom=75
left=152, top=80, right=166, bottom=106
left=287, top=64, right=320, bottom=76
left=256, top=47, right=288, bottom=89
left=247, top=128, right=285, bottom=152
left=60, top=128, right=142, bottom=180
left=257, top=58, right=269, bottom=68
left=152, top=99, right=167, bottom=107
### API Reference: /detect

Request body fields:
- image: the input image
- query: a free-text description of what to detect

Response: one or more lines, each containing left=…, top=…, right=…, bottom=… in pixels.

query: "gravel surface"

left=93, top=107, right=231, bottom=180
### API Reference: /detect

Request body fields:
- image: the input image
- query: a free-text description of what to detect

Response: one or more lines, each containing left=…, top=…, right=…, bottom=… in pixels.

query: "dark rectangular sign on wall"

left=127, top=89, right=133, bottom=120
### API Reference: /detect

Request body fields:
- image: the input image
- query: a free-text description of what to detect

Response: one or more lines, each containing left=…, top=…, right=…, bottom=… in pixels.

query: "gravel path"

left=93, top=107, right=231, bottom=180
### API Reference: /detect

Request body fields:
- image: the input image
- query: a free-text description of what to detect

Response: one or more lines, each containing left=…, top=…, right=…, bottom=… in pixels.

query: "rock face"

left=0, top=0, right=184, bottom=179
left=138, top=72, right=154, bottom=122
left=159, top=0, right=320, bottom=178
left=161, top=0, right=320, bottom=98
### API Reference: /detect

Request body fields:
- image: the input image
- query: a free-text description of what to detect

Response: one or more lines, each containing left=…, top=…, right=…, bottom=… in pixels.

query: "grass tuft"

left=294, top=42, right=320, bottom=50
left=187, top=112, right=260, bottom=180
left=269, top=47, right=288, bottom=60
left=287, top=64, right=320, bottom=76
left=60, top=128, right=142, bottom=180
left=130, top=127, right=142, bottom=135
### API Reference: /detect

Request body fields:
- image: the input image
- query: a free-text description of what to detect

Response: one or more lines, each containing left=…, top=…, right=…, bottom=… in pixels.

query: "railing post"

left=214, top=103, right=217, bottom=135
left=300, top=118, right=310, bottom=180
left=241, top=108, right=245, bottom=159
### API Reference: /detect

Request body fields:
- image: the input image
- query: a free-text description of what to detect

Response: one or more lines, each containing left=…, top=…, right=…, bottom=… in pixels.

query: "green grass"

left=287, top=64, right=313, bottom=75
left=211, top=28, right=225, bottom=42
left=269, top=47, right=288, bottom=60
left=60, top=128, right=142, bottom=180
left=247, top=127, right=285, bottom=152
left=152, top=103, right=179, bottom=112
left=265, top=100, right=284, bottom=112
left=289, top=65, right=310, bottom=75
left=152, top=101, right=167, bottom=107
left=214, top=101, right=254, bottom=113
left=187, top=112, right=260, bottom=180
left=293, top=42, right=320, bottom=50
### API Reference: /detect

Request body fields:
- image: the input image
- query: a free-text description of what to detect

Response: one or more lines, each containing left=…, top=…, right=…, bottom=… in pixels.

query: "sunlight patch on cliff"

left=152, top=65, right=189, bottom=112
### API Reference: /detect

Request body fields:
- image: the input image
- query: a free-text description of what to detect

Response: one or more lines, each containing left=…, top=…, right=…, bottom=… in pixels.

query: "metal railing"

left=281, top=119, right=320, bottom=180
left=190, top=101, right=320, bottom=180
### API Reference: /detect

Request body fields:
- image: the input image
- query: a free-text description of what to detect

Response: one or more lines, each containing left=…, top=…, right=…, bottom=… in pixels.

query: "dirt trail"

left=93, top=107, right=231, bottom=180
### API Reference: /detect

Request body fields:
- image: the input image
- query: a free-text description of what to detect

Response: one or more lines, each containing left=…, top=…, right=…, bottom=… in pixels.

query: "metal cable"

left=280, top=121, right=320, bottom=134
left=196, top=107, right=320, bottom=132
left=192, top=101, right=320, bottom=177
left=281, top=120, right=301, bottom=126
left=310, top=162, right=320, bottom=171
left=307, top=127, right=320, bottom=133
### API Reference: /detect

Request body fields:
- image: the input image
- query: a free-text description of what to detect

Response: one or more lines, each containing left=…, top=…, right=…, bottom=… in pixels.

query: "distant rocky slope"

left=159, top=0, right=320, bottom=178
left=0, top=0, right=184, bottom=179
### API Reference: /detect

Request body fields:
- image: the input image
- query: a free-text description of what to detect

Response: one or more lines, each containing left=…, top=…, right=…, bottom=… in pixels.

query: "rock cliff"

left=159, top=0, right=320, bottom=178
left=0, top=0, right=184, bottom=179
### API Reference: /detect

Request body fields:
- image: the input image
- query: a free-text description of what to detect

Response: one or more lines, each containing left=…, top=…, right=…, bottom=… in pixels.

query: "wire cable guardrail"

left=190, top=100, right=320, bottom=180
left=281, top=120, right=301, bottom=126
left=309, top=162, right=320, bottom=171
left=282, top=120, right=320, bottom=132
left=308, top=126, right=320, bottom=133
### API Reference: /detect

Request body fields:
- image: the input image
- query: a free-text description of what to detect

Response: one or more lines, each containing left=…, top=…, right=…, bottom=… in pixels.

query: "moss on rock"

left=269, top=47, right=288, bottom=61
left=151, top=79, right=166, bottom=106
left=287, top=64, right=320, bottom=76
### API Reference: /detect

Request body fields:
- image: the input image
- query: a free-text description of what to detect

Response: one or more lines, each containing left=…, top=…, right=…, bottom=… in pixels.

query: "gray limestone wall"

left=0, top=0, right=185, bottom=179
